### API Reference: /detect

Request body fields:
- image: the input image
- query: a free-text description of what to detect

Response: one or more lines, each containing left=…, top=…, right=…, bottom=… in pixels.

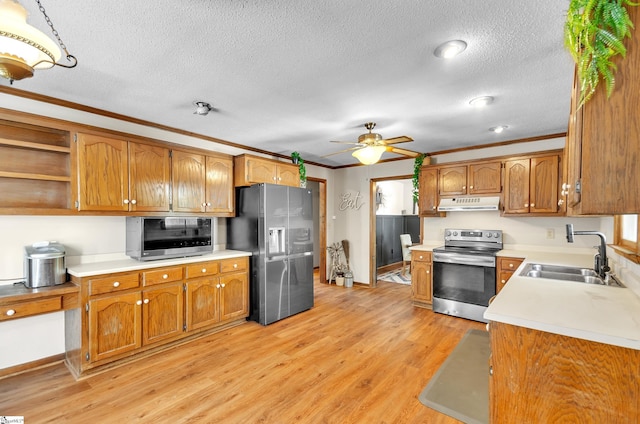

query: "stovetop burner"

left=433, top=245, right=501, bottom=256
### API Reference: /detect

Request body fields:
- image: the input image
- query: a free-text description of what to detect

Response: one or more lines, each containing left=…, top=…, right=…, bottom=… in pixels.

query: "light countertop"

left=67, top=250, right=252, bottom=277
left=485, top=249, right=640, bottom=350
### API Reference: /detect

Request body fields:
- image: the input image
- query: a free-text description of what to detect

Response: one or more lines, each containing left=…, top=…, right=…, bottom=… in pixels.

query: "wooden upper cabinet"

left=439, top=165, right=467, bottom=196
left=205, top=155, right=234, bottom=214
left=439, top=161, right=501, bottom=196
left=418, top=166, right=441, bottom=217
left=128, top=142, right=171, bottom=212
left=503, top=154, right=561, bottom=215
left=77, top=133, right=130, bottom=211
left=468, top=161, right=502, bottom=194
left=171, top=150, right=206, bottom=213
left=234, top=154, right=300, bottom=187
left=565, top=5, right=640, bottom=215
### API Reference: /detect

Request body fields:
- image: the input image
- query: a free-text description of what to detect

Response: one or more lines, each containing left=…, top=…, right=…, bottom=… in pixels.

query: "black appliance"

left=227, top=184, right=314, bottom=325
left=126, top=217, right=212, bottom=261
left=432, top=229, right=502, bottom=323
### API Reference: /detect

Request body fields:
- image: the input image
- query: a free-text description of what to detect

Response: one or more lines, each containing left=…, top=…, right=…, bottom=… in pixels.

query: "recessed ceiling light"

left=469, top=96, right=494, bottom=107
left=490, top=126, right=508, bottom=133
left=434, top=40, right=467, bottom=58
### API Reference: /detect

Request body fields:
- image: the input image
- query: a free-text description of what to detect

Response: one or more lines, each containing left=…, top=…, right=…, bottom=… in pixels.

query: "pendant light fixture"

left=0, top=0, right=77, bottom=83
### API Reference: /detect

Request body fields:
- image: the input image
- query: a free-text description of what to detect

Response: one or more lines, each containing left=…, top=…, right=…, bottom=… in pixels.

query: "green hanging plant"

left=564, top=0, right=636, bottom=107
left=291, top=151, right=307, bottom=186
left=411, top=154, right=426, bottom=204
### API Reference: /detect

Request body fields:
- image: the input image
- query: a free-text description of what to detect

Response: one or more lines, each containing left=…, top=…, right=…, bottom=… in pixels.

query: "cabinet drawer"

left=89, top=273, right=140, bottom=296
left=142, top=266, right=183, bottom=286
left=499, top=258, right=524, bottom=271
left=220, top=257, right=248, bottom=273
left=0, top=296, right=62, bottom=321
left=186, top=261, right=219, bottom=279
left=411, top=251, right=432, bottom=263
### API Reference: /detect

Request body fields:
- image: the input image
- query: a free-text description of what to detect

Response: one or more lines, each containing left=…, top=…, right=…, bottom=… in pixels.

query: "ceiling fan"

left=327, top=122, right=422, bottom=164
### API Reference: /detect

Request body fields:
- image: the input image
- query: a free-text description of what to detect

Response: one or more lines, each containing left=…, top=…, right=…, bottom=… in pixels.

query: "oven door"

left=432, top=252, right=496, bottom=307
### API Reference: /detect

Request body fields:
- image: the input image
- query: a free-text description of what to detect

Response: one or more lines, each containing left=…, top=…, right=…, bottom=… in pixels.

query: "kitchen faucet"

left=565, top=224, right=610, bottom=278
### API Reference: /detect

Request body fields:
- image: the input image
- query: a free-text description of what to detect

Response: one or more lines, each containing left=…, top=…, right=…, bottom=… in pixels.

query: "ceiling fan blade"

left=322, top=145, right=365, bottom=158
left=386, top=146, right=422, bottom=158
left=381, top=136, right=413, bottom=145
left=330, top=140, right=360, bottom=145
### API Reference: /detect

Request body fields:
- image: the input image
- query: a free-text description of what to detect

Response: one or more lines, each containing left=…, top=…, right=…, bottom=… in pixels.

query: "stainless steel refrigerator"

left=227, top=183, right=314, bottom=325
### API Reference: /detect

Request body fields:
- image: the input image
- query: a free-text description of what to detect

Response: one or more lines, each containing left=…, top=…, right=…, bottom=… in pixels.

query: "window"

left=614, top=214, right=640, bottom=262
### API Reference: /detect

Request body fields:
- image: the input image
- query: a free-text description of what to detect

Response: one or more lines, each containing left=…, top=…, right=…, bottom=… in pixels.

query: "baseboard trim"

left=0, top=353, right=65, bottom=380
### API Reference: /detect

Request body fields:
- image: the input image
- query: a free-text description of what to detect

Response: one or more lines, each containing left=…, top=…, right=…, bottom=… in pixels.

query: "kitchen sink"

left=519, top=263, right=624, bottom=287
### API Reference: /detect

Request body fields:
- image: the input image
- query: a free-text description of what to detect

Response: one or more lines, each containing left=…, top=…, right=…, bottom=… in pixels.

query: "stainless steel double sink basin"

left=519, top=263, right=624, bottom=287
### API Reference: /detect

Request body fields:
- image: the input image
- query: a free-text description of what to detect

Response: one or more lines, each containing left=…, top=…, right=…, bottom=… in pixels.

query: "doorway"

left=369, top=175, right=419, bottom=287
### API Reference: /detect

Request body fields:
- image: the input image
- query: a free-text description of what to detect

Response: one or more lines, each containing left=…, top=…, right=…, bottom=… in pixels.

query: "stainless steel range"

left=432, top=229, right=503, bottom=323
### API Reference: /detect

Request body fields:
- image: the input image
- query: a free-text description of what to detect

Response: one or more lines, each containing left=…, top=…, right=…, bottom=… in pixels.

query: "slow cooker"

left=24, top=242, right=67, bottom=288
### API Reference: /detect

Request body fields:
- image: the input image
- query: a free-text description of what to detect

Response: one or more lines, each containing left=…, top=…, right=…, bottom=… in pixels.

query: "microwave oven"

left=126, top=217, right=213, bottom=261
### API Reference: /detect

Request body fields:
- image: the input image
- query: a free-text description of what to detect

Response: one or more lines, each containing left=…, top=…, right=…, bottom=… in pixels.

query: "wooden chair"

left=400, top=234, right=412, bottom=277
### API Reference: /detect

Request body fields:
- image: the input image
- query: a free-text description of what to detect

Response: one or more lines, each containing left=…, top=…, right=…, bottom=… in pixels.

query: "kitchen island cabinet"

left=66, top=253, right=250, bottom=378
left=490, top=321, right=640, bottom=422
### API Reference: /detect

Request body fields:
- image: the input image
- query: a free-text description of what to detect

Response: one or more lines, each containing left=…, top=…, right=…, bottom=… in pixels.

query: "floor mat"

left=377, top=267, right=411, bottom=285
left=418, top=329, right=490, bottom=424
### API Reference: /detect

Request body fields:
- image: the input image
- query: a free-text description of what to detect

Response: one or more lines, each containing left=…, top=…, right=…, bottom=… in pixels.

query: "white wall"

left=375, top=180, right=414, bottom=215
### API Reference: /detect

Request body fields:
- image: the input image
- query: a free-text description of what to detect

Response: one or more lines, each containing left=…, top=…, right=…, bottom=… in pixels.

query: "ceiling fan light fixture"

left=434, top=40, right=467, bottom=58
left=490, top=125, right=508, bottom=133
left=0, top=0, right=76, bottom=82
left=352, top=145, right=386, bottom=165
left=469, top=96, right=494, bottom=107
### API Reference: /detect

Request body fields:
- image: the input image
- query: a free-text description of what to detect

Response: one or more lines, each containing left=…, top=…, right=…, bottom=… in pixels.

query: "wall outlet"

left=546, top=228, right=555, bottom=239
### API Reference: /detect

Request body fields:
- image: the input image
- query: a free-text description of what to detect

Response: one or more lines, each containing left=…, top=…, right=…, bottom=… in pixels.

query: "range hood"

left=437, top=196, right=500, bottom=212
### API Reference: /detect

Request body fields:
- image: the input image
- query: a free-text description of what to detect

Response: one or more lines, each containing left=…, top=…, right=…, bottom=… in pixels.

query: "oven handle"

left=433, top=252, right=496, bottom=267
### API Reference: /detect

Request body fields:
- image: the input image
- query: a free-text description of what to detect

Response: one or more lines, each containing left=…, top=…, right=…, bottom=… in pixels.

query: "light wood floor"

left=0, top=278, right=483, bottom=423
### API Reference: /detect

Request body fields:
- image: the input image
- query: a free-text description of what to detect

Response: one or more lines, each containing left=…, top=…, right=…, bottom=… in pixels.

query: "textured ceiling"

left=4, top=0, right=575, bottom=167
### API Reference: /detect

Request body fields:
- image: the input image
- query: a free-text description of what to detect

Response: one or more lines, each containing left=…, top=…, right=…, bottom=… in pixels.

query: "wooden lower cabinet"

left=411, top=251, right=432, bottom=308
left=496, top=257, right=524, bottom=295
left=490, top=321, right=640, bottom=422
left=67, top=257, right=249, bottom=377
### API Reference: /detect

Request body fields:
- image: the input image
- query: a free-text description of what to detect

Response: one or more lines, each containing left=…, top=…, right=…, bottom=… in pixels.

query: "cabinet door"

left=277, top=164, right=300, bottom=187
left=142, top=283, right=184, bottom=345
left=411, top=257, right=432, bottom=304
left=219, top=272, right=249, bottom=321
left=128, top=142, right=170, bottom=212
left=530, top=155, right=559, bottom=214
left=171, top=150, right=205, bottom=212
left=205, top=155, right=234, bottom=213
left=468, top=161, right=501, bottom=194
left=89, top=292, right=142, bottom=362
left=439, top=165, right=467, bottom=196
left=503, top=159, right=530, bottom=214
left=418, top=167, right=439, bottom=216
left=77, top=133, right=129, bottom=211
left=185, top=278, right=220, bottom=331
left=246, top=158, right=277, bottom=184
left=564, top=73, right=583, bottom=214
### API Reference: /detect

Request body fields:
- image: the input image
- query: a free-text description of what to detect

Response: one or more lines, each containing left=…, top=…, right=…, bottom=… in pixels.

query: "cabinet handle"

left=123, top=199, right=129, bottom=204
left=426, top=270, right=430, bottom=274
left=221, top=283, right=225, bottom=288
left=273, top=177, right=277, bottom=181
left=131, top=199, right=137, bottom=205
left=462, top=185, right=466, bottom=190
left=469, top=185, right=474, bottom=189
left=136, top=300, right=142, bottom=306
left=530, top=203, right=535, bottom=208
left=6, top=309, right=15, bottom=316
left=201, top=268, right=207, bottom=273
left=509, top=263, right=514, bottom=268
left=489, top=365, right=493, bottom=376
left=558, top=199, right=564, bottom=206
left=216, top=284, right=221, bottom=288
left=202, top=202, right=207, bottom=207
left=113, top=281, right=120, bottom=287
left=233, top=263, right=238, bottom=268
left=162, top=274, right=168, bottom=279
left=419, top=255, right=423, bottom=260
left=206, top=202, right=212, bottom=207
left=278, top=177, right=282, bottom=181
left=432, top=206, right=436, bottom=210
left=524, top=203, right=529, bottom=207
left=143, top=299, right=149, bottom=304
left=501, top=279, right=506, bottom=284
